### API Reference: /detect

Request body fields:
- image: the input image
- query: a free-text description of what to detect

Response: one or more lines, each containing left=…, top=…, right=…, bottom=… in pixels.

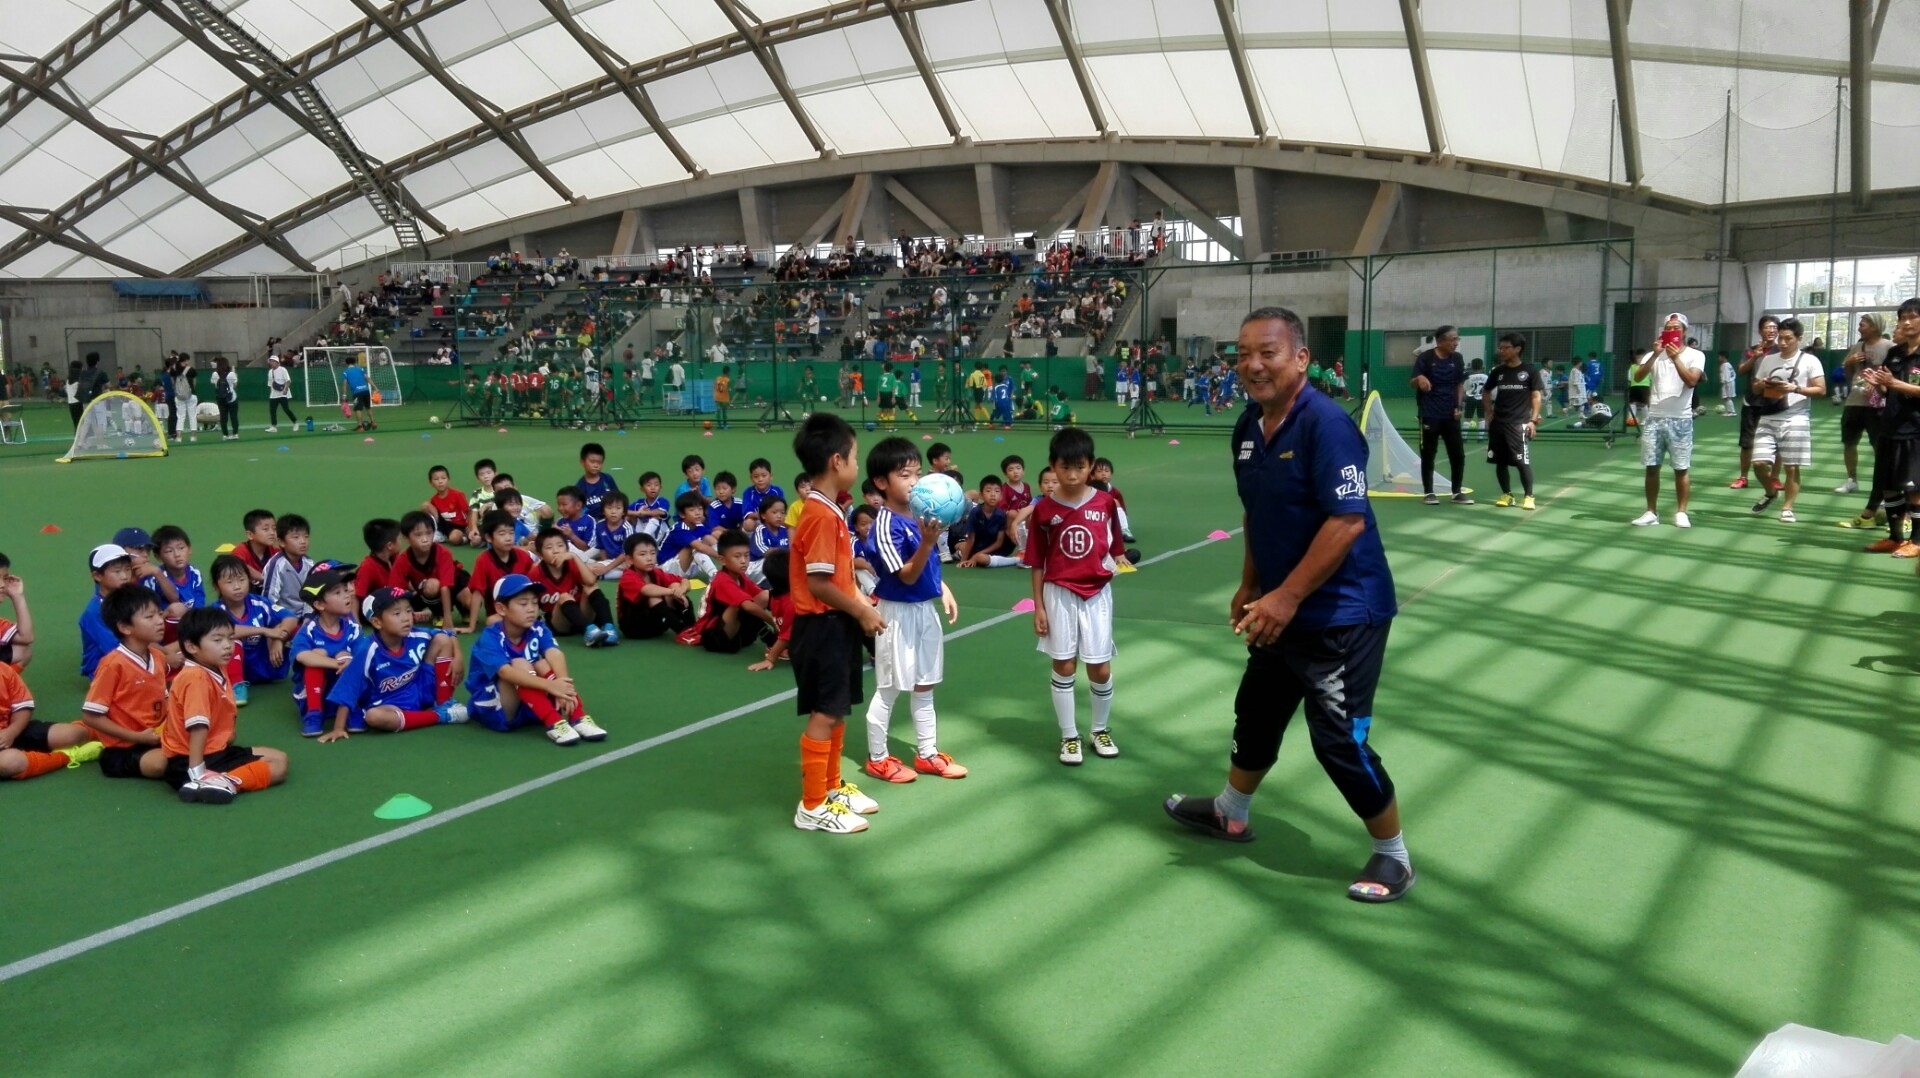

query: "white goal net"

left=58, top=390, right=168, bottom=463
left=1356, top=391, right=1465, bottom=497
left=303, top=345, right=403, bottom=409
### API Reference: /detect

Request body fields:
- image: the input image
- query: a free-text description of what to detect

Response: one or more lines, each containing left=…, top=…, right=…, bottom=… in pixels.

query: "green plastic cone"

left=374, top=793, right=433, bottom=820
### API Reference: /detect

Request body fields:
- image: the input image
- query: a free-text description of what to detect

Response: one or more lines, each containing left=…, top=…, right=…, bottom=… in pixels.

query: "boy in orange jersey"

left=788, top=413, right=887, bottom=834
left=0, top=551, right=35, bottom=670
left=79, top=586, right=174, bottom=780
left=164, top=606, right=289, bottom=805
left=0, top=657, right=101, bottom=781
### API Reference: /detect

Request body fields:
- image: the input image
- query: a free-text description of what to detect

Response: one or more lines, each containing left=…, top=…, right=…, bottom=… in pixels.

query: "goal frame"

left=302, top=345, right=403, bottom=408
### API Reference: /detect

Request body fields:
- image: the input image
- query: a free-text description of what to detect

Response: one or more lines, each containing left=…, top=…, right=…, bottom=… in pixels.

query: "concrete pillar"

left=1234, top=166, right=1273, bottom=260
left=738, top=187, right=773, bottom=254
left=976, top=163, right=1012, bottom=239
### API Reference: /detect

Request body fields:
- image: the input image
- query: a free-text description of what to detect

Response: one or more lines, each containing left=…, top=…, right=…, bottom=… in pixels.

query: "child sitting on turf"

left=467, top=458, right=500, bottom=543
left=709, top=472, right=746, bottom=531
left=492, top=473, right=551, bottom=527
left=630, top=471, right=671, bottom=542
left=999, top=455, right=1033, bottom=513
left=0, top=550, right=36, bottom=670
left=553, top=487, right=598, bottom=561
left=785, top=473, right=814, bottom=531
left=681, top=529, right=774, bottom=653
left=958, top=476, right=1020, bottom=567
left=588, top=491, right=635, bottom=581
left=675, top=454, right=713, bottom=499
left=468, top=509, right=538, bottom=627
left=749, top=495, right=789, bottom=580
left=235, top=509, right=279, bottom=593
left=531, top=527, right=617, bottom=646
left=80, top=585, right=174, bottom=780
left=0, top=655, right=101, bottom=781
left=356, top=518, right=405, bottom=600
left=849, top=505, right=880, bottom=596
left=746, top=549, right=793, bottom=672
left=145, top=525, right=204, bottom=633
left=319, top=587, right=466, bottom=742
left=262, top=514, right=316, bottom=617
left=165, top=606, right=288, bottom=804
left=574, top=441, right=621, bottom=516
left=211, top=553, right=295, bottom=708
left=615, top=533, right=694, bottom=640
left=291, top=565, right=362, bottom=737
left=492, top=490, right=536, bottom=547
left=661, top=492, right=720, bottom=580
left=397, top=511, right=473, bottom=632
left=741, top=458, right=784, bottom=529
left=422, top=465, right=470, bottom=546
left=81, top=544, right=139, bottom=678
left=465, top=573, right=606, bottom=746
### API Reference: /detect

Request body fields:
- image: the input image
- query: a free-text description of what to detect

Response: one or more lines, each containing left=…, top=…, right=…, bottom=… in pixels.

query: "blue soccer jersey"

left=78, top=592, right=119, bottom=678
left=592, top=519, right=636, bottom=558
left=225, top=594, right=294, bottom=683
left=289, top=616, right=361, bottom=701
left=631, top=494, right=671, bottom=523
left=328, top=630, right=438, bottom=715
left=465, top=620, right=558, bottom=697
left=741, top=484, right=785, bottom=519
left=343, top=364, right=371, bottom=394
left=868, top=508, right=940, bottom=603
left=750, top=523, right=789, bottom=560
left=145, top=565, right=206, bottom=611
left=708, top=497, right=745, bottom=531
left=558, top=513, right=597, bottom=550
left=659, top=520, right=706, bottom=561
left=574, top=473, right=621, bottom=516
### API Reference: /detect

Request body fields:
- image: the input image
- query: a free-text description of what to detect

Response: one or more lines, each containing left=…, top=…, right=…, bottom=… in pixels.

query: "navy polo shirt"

left=1231, top=387, right=1397, bottom=629
left=1411, top=349, right=1464, bottom=421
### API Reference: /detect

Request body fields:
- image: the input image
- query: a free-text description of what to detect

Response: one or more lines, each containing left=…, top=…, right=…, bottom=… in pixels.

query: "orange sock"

left=227, top=759, right=273, bottom=791
left=827, top=725, right=844, bottom=789
left=11, top=751, right=70, bottom=780
left=800, top=734, right=830, bottom=810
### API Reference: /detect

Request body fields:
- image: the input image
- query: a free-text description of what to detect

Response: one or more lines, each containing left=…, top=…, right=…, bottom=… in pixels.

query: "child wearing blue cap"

left=465, top=573, right=605, bottom=747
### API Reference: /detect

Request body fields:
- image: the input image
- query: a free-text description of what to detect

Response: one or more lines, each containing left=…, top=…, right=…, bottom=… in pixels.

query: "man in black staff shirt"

left=1859, top=298, right=1920, bottom=550
left=1409, top=326, right=1474, bottom=506
left=1483, top=332, right=1542, bottom=510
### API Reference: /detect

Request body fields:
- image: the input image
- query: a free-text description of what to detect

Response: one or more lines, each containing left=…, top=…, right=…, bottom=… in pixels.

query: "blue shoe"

left=301, top=711, right=323, bottom=738
left=599, top=624, right=619, bottom=646
left=346, top=713, right=368, bottom=733
left=583, top=624, right=604, bottom=648
left=233, top=681, right=250, bottom=707
left=435, top=701, right=470, bottom=724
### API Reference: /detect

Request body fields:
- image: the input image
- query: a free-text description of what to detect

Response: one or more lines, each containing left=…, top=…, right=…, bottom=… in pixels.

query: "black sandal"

left=1347, top=852, right=1416, bottom=903
left=1163, top=793, right=1254, bottom=843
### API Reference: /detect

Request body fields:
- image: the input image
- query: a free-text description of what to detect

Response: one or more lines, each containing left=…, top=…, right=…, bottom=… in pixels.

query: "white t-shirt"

left=669, top=362, right=685, bottom=387
left=1755, top=352, right=1824, bottom=419
left=1643, top=346, right=1704, bottom=420
left=268, top=366, right=291, bottom=398
left=1718, top=360, right=1736, bottom=395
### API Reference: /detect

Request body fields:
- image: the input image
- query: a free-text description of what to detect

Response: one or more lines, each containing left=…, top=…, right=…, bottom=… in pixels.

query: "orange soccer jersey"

left=714, top=375, right=731, bottom=405
left=789, top=489, right=854, bottom=616
left=161, top=662, right=237, bottom=758
left=83, top=644, right=169, bottom=748
left=0, top=662, right=34, bottom=718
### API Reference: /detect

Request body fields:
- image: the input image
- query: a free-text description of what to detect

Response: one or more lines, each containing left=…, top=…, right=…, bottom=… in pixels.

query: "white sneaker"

left=546, top=720, right=582, bottom=746
left=263, top=426, right=277, bottom=433
left=1674, top=511, right=1692, bottom=529
left=828, top=780, right=879, bottom=814
left=1059, top=736, right=1083, bottom=765
left=435, top=701, right=469, bottom=724
left=1780, top=509, right=1797, bottom=523
left=1630, top=511, right=1659, bottom=526
left=1835, top=479, right=1859, bottom=494
left=794, top=798, right=869, bottom=833
left=570, top=716, right=608, bottom=741
left=1089, top=729, right=1119, bottom=758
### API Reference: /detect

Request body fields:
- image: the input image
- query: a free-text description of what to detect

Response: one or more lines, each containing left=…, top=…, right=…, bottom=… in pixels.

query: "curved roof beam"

left=0, top=0, right=145, bottom=131
left=1396, top=0, right=1446, bottom=156
left=1042, top=0, right=1106, bottom=134
left=1213, top=0, right=1267, bottom=138
left=0, top=205, right=165, bottom=276
left=538, top=0, right=703, bottom=178
left=884, top=0, right=962, bottom=141
left=712, top=0, right=829, bottom=155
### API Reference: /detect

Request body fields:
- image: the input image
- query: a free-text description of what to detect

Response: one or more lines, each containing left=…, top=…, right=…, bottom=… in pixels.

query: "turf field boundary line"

left=1399, top=468, right=1596, bottom=609
left=0, top=530, right=1240, bottom=986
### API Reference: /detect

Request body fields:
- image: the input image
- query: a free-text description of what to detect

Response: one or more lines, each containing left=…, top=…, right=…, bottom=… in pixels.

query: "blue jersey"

left=558, top=513, right=597, bottom=550
left=329, top=630, right=439, bottom=713
left=466, top=620, right=558, bottom=697
left=708, top=497, right=745, bottom=531
left=78, top=592, right=119, bottom=678
left=289, top=615, right=361, bottom=701
left=145, top=565, right=206, bottom=610
left=751, top=524, right=789, bottom=559
left=1411, top=350, right=1465, bottom=421
left=224, top=594, right=294, bottom=683
left=1230, top=387, right=1396, bottom=628
left=631, top=494, right=671, bottom=523
left=741, top=484, right=785, bottom=519
left=672, top=477, right=713, bottom=499
left=574, top=473, right=621, bottom=515
left=867, top=507, right=940, bottom=603
left=966, top=504, right=1008, bottom=554
left=659, top=520, right=707, bottom=560
left=343, top=364, right=371, bottom=394
left=592, top=519, right=636, bottom=558
left=990, top=381, right=1012, bottom=406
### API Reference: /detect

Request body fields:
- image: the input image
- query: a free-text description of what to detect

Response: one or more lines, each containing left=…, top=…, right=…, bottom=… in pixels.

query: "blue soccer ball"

left=909, top=472, right=967, bottom=526
left=865, top=421, right=877, bottom=432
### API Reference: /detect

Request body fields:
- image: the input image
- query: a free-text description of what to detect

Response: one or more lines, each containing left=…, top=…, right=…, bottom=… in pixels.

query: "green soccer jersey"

left=1050, top=397, right=1071, bottom=421
left=878, top=372, right=898, bottom=397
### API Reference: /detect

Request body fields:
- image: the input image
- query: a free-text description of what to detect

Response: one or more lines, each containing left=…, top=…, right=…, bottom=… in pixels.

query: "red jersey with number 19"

left=1023, top=488, right=1125, bottom=598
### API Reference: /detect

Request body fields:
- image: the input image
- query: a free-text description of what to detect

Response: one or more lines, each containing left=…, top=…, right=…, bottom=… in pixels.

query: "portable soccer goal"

left=1355, top=391, right=1468, bottom=497
left=58, top=390, right=168, bottom=463
left=303, top=345, right=402, bottom=409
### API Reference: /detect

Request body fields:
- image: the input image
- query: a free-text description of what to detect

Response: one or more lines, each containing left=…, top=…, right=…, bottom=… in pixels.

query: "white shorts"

left=1038, top=582, right=1115, bottom=663
left=874, top=598, right=944, bottom=690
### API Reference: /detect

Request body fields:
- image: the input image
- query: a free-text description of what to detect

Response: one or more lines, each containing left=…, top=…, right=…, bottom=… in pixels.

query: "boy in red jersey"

left=468, top=509, right=538, bottom=628
left=422, top=465, right=471, bottom=545
left=355, top=519, right=406, bottom=601
left=530, top=528, right=616, bottom=646
left=614, top=533, right=694, bottom=640
left=397, top=511, right=474, bottom=632
left=234, top=509, right=279, bottom=593
left=1025, top=427, right=1126, bottom=766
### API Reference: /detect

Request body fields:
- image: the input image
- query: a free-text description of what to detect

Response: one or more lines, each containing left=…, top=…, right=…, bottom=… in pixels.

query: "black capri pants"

left=1231, top=620, right=1397, bottom=821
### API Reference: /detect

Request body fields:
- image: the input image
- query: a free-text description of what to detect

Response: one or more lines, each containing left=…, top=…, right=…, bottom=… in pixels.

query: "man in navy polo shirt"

left=1163, top=306, right=1416, bottom=903
left=1411, top=325, right=1474, bottom=505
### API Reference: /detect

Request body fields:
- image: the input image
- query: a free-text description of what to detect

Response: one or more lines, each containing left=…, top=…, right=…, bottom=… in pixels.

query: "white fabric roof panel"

left=1086, top=51, right=1253, bottom=140
left=1246, top=47, right=1428, bottom=151
left=803, top=79, right=949, bottom=154
left=1428, top=50, right=1618, bottom=179
left=574, top=0, right=731, bottom=63
left=0, top=0, right=104, bottom=59
left=444, top=26, right=603, bottom=111
left=1235, top=0, right=1405, bottom=35
left=939, top=60, right=1098, bottom=141
left=916, top=0, right=1059, bottom=63
left=548, top=137, right=688, bottom=198
left=226, top=0, right=366, bottom=56
left=1069, top=0, right=1220, bottom=46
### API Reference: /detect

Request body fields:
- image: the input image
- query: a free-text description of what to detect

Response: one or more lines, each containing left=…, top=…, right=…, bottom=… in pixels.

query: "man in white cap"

left=1630, top=313, right=1706, bottom=527
left=265, top=353, right=295, bottom=433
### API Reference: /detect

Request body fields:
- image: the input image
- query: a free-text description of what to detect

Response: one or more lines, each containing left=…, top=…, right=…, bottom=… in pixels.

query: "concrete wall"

left=5, top=307, right=316, bottom=369
left=1175, top=265, right=1352, bottom=341
left=1359, top=246, right=1610, bottom=330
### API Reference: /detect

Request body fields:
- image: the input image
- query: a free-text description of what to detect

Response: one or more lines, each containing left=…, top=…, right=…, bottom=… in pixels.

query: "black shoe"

left=1422, top=493, right=1440, bottom=505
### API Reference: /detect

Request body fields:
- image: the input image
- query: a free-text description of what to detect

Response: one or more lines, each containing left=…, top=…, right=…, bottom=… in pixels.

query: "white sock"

left=986, top=555, right=1021, bottom=568
left=1372, top=832, right=1411, bottom=870
left=1051, top=675, right=1078, bottom=737
left=866, top=686, right=899, bottom=760
left=1090, top=673, right=1113, bottom=732
left=1116, top=504, right=1132, bottom=534
left=1217, top=783, right=1253, bottom=823
left=910, top=690, right=937, bottom=759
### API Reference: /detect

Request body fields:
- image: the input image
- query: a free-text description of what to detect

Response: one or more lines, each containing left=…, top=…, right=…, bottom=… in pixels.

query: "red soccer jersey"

left=1023, top=489, right=1126, bottom=598
left=355, top=554, right=403, bottom=599
left=397, top=544, right=459, bottom=591
left=429, top=489, right=471, bottom=531
left=235, top=540, right=277, bottom=582
left=770, top=593, right=795, bottom=642
left=470, top=547, right=537, bottom=607
left=530, top=560, right=585, bottom=619
left=617, top=566, right=684, bottom=604
left=1001, top=479, right=1033, bottom=513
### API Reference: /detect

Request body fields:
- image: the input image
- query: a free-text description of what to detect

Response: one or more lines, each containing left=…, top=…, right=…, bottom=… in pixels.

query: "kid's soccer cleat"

left=864, top=755, right=917, bottom=783
left=1493, top=494, right=1516, bottom=508
left=583, top=625, right=605, bottom=647
left=570, top=716, right=608, bottom=741
left=1089, top=730, right=1120, bottom=758
left=915, top=752, right=968, bottom=778
left=62, top=740, right=104, bottom=768
left=829, top=780, right=880, bottom=814
left=233, top=682, right=249, bottom=707
left=1728, top=478, right=1749, bottom=489
left=1521, top=496, right=1537, bottom=511
left=178, top=772, right=238, bottom=805
left=435, top=701, right=470, bottom=724
left=1863, top=538, right=1903, bottom=553
left=1838, top=514, right=1878, bottom=529
left=598, top=625, right=619, bottom=646
left=346, top=713, right=368, bottom=733
left=1059, top=737, right=1084, bottom=766
left=794, top=798, right=869, bottom=833
left=546, top=720, right=582, bottom=746
left=301, top=711, right=324, bottom=738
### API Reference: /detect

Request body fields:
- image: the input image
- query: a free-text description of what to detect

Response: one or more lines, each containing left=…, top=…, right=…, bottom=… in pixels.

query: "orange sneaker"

left=1895, top=542, right=1920, bottom=558
left=864, top=755, right=917, bottom=783
left=1863, top=539, right=1903, bottom=553
left=914, top=752, right=969, bottom=779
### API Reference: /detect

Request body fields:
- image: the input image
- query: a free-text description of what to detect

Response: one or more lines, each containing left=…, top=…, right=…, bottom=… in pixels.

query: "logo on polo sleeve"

left=1334, top=465, right=1367, bottom=499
